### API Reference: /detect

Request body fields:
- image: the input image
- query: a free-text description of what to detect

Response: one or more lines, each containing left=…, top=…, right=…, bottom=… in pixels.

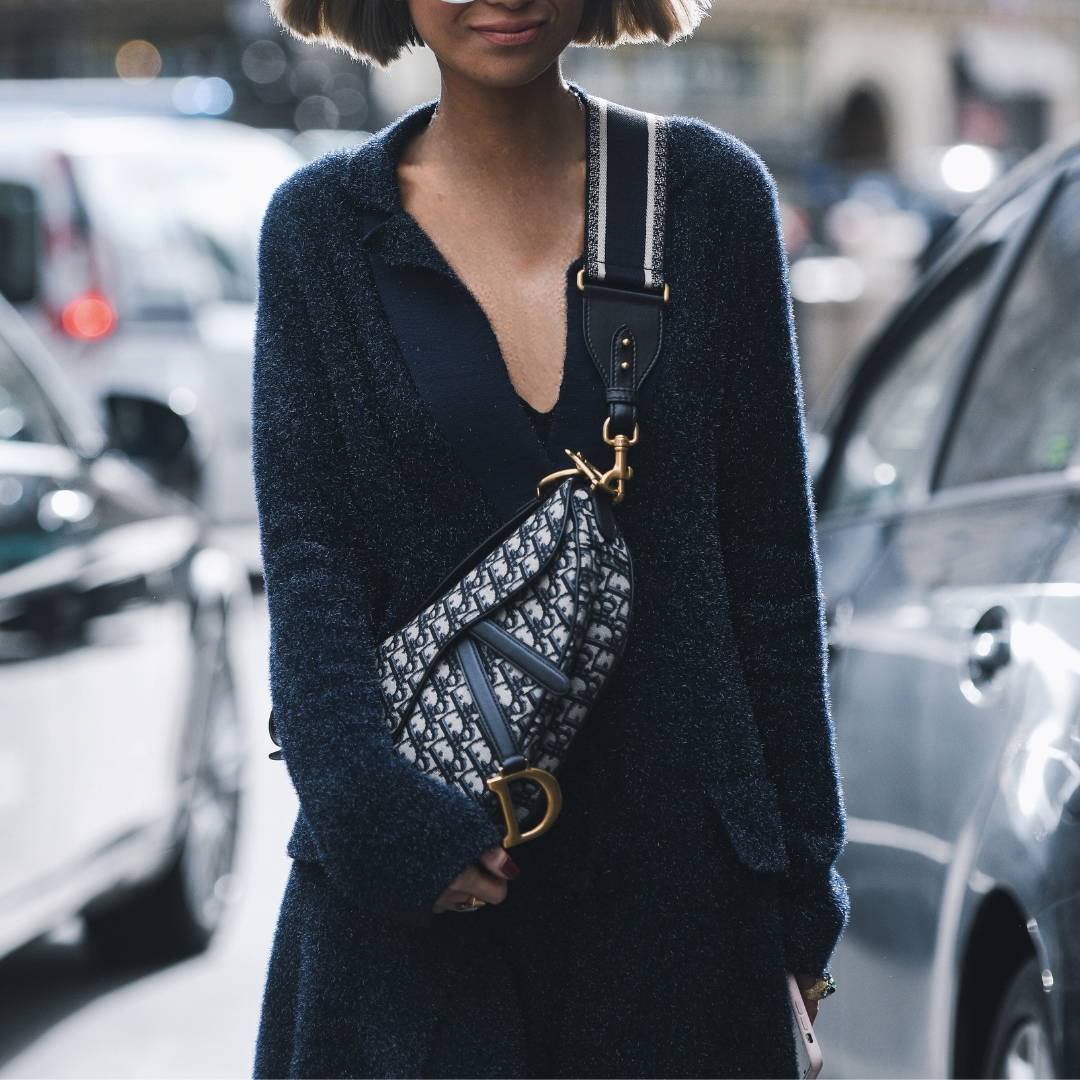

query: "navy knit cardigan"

left=252, top=97, right=847, bottom=1080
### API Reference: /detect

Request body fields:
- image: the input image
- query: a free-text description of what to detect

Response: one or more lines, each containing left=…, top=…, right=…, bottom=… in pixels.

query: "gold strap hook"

left=535, top=421, right=640, bottom=505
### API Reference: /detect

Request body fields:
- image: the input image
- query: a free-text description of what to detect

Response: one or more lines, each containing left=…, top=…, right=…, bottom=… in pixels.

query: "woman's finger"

left=454, top=864, right=508, bottom=904
left=478, top=846, right=520, bottom=880
left=432, top=890, right=470, bottom=913
left=431, top=863, right=509, bottom=912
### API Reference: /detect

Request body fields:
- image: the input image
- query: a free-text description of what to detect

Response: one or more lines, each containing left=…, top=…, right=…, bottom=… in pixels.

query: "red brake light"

left=61, top=292, right=117, bottom=340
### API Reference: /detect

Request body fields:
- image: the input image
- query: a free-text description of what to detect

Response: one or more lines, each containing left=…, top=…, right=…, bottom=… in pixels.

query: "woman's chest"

left=398, top=161, right=586, bottom=413
left=365, top=226, right=615, bottom=522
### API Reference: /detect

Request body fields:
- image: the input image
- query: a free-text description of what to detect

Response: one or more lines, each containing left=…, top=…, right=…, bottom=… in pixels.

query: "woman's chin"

left=443, top=49, right=565, bottom=90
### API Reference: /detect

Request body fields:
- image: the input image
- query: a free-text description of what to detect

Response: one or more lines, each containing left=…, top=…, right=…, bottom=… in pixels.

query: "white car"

left=0, top=107, right=303, bottom=575
left=0, top=294, right=244, bottom=961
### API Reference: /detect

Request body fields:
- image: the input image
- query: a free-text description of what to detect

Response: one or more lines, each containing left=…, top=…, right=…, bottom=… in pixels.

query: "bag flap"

left=379, top=480, right=572, bottom=728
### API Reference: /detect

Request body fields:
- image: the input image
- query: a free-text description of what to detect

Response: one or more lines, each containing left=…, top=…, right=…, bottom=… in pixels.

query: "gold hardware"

left=533, top=464, right=578, bottom=496
left=621, top=337, right=631, bottom=347
left=575, top=267, right=669, bottom=303
left=535, top=421, right=639, bottom=505
left=620, top=361, right=629, bottom=370
left=802, top=975, right=837, bottom=1001
left=599, top=418, right=639, bottom=504
left=455, top=895, right=486, bottom=911
left=486, top=762, right=563, bottom=848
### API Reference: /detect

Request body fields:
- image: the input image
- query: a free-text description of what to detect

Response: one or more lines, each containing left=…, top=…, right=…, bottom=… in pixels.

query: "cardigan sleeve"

left=252, top=188, right=502, bottom=927
left=710, top=146, right=849, bottom=976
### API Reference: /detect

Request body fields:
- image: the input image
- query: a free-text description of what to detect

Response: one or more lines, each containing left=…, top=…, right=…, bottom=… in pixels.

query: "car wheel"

left=985, top=958, right=1057, bottom=1079
left=86, top=647, right=243, bottom=962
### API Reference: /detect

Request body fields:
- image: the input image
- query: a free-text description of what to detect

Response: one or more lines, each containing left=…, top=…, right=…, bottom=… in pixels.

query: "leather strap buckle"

left=576, top=268, right=670, bottom=304
left=486, top=761, right=563, bottom=848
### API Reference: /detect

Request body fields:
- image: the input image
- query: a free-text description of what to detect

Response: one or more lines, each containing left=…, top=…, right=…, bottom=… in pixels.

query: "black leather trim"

left=469, top=620, right=571, bottom=696
left=591, top=489, right=616, bottom=541
left=581, top=282, right=664, bottom=434
left=456, top=635, right=526, bottom=771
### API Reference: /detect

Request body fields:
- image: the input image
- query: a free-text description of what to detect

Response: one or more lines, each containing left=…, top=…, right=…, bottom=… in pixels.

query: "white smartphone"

left=788, top=973, right=824, bottom=1080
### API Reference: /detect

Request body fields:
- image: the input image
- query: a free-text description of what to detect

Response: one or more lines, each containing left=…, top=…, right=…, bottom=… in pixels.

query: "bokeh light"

left=173, top=76, right=234, bottom=116
left=115, top=40, right=161, bottom=83
left=60, top=293, right=117, bottom=340
left=169, top=387, right=198, bottom=416
left=789, top=257, right=866, bottom=304
left=940, top=143, right=999, bottom=193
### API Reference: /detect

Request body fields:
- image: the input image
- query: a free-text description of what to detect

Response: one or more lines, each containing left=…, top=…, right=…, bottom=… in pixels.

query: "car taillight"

left=61, top=292, right=117, bottom=340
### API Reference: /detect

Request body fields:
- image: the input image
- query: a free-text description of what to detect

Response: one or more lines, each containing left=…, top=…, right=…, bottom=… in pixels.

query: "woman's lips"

left=471, top=20, right=545, bottom=45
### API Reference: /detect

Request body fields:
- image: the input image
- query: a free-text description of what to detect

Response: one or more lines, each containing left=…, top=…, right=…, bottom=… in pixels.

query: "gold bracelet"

left=803, top=974, right=837, bottom=1001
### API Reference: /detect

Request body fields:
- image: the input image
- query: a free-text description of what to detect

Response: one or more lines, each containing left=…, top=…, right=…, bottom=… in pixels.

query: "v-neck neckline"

left=366, top=201, right=584, bottom=463
left=353, top=91, right=658, bottom=521
left=402, top=215, right=579, bottom=453
left=390, top=91, right=589, bottom=430
left=392, top=217, right=580, bottom=449
left=365, top=210, right=613, bottom=521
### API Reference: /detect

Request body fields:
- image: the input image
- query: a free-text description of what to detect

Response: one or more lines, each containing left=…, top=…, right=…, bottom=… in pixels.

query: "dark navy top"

left=252, top=102, right=847, bottom=1079
left=361, top=207, right=655, bottom=522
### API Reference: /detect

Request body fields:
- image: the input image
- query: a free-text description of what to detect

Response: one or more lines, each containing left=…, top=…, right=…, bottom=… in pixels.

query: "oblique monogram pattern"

left=378, top=480, right=633, bottom=824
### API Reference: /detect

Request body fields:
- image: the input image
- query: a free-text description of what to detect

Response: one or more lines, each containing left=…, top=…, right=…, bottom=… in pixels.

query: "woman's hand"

left=793, top=974, right=820, bottom=1024
left=432, top=846, right=520, bottom=913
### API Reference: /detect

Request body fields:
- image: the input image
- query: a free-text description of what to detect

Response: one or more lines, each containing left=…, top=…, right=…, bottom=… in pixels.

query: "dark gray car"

left=813, top=134, right=1080, bottom=1078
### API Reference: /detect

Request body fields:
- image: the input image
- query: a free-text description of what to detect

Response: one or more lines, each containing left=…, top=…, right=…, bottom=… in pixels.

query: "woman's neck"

left=397, top=59, right=586, bottom=415
left=423, top=62, right=584, bottom=179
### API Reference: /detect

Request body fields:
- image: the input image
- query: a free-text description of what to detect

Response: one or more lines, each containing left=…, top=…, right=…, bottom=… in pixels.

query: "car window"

left=823, top=255, right=994, bottom=514
left=0, top=182, right=38, bottom=304
left=0, top=337, right=71, bottom=575
left=66, top=120, right=302, bottom=313
left=0, top=337, right=61, bottom=445
left=938, top=179, right=1080, bottom=489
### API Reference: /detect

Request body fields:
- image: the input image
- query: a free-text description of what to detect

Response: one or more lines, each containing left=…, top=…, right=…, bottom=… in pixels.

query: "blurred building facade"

left=3, top=0, right=1079, bottom=402
left=0, top=0, right=374, bottom=132
left=563, top=0, right=1080, bottom=405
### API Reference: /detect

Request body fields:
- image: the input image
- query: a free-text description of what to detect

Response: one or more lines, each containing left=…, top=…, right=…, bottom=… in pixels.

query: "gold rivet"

left=621, top=337, right=631, bottom=347
left=620, top=361, right=630, bottom=370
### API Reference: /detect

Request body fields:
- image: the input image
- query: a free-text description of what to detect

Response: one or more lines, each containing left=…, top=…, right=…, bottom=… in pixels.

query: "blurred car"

left=0, top=293, right=243, bottom=962
left=812, top=129, right=1080, bottom=1078
left=0, top=103, right=303, bottom=575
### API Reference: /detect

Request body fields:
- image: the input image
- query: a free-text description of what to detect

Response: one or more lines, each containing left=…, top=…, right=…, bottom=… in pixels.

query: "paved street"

left=0, top=597, right=296, bottom=1080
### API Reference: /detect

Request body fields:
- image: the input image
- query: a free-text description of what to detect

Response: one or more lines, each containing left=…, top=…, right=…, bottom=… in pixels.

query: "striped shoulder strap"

left=585, top=97, right=669, bottom=292
left=579, top=97, right=670, bottom=445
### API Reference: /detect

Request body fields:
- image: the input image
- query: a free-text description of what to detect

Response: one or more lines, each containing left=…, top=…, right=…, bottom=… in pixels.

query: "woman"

left=253, top=0, right=847, bottom=1071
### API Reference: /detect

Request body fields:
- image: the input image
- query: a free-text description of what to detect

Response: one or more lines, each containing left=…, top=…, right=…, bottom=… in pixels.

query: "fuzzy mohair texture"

left=252, top=98, right=848, bottom=1080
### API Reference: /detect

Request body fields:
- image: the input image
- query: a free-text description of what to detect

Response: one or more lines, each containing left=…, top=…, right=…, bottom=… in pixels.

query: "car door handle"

left=967, top=608, right=1011, bottom=686
left=826, top=597, right=854, bottom=666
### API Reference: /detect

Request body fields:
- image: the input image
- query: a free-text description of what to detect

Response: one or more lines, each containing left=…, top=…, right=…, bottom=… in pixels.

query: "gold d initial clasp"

left=486, top=761, right=563, bottom=848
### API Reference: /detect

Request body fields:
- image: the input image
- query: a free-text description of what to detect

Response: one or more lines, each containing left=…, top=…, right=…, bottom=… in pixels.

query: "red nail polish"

left=500, top=854, right=521, bottom=879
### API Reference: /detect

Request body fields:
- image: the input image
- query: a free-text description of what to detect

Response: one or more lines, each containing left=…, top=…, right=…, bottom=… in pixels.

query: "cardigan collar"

left=345, top=99, right=438, bottom=216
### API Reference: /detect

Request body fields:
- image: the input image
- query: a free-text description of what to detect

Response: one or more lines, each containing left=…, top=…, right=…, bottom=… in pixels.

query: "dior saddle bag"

left=271, top=99, right=672, bottom=848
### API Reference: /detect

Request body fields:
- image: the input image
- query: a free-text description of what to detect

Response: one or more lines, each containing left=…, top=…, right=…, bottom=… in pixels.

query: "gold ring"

left=803, top=975, right=837, bottom=1001
left=455, top=896, right=485, bottom=912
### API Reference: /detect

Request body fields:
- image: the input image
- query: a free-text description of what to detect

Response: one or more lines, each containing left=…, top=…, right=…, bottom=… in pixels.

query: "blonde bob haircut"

left=269, top=0, right=708, bottom=68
